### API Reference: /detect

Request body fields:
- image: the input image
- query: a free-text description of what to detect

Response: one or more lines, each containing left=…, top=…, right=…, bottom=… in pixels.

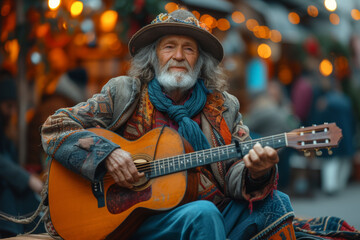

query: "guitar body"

left=48, top=127, right=198, bottom=240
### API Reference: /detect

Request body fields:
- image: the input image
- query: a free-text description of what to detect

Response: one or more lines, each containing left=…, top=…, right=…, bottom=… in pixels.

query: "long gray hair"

left=128, top=40, right=228, bottom=92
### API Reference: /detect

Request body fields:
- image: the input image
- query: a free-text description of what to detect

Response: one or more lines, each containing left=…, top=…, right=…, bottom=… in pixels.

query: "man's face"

left=155, top=35, right=201, bottom=92
left=156, top=35, right=199, bottom=73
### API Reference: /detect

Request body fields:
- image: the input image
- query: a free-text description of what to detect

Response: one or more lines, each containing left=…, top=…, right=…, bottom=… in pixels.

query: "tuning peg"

left=316, top=149, right=323, bottom=156
left=327, top=148, right=333, bottom=155
left=304, top=150, right=311, bottom=157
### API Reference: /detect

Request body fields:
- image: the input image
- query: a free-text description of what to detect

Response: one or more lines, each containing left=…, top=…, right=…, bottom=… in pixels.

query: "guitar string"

left=102, top=133, right=288, bottom=181
left=102, top=130, right=329, bottom=182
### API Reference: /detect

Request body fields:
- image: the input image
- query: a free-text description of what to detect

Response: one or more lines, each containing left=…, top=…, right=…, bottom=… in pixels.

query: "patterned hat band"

left=151, top=13, right=210, bottom=32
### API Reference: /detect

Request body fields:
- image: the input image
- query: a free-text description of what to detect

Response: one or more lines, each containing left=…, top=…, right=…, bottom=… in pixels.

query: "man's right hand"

left=105, top=149, right=145, bottom=189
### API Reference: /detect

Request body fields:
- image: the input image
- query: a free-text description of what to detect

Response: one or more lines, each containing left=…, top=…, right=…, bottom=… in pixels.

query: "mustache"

left=162, top=59, right=191, bottom=72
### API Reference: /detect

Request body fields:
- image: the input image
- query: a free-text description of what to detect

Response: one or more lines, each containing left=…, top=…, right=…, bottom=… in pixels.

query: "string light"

left=351, top=9, right=360, bottom=21
left=307, top=5, right=319, bottom=17
left=232, top=11, right=245, bottom=24
left=48, top=0, right=61, bottom=10
left=319, top=59, right=333, bottom=76
left=324, top=0, right=337, bottom=12
left=329, top=13, right=340, bottom=25
left=257, top=43, right=271, bottom=59
left=70, top=1, right=83, bottom=17
left=100, top=10, right=118, bottom=32
left=288, top=12, right=300, bottom=24
left=164, top=2, right=178, bottom=13
left=217, top=18, right=230, bottom=31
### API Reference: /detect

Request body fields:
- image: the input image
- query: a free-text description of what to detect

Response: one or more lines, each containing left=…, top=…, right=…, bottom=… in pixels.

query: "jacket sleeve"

left=222, top=92, right=277, bottom=201
left=41, top=77, right=137, bottom=182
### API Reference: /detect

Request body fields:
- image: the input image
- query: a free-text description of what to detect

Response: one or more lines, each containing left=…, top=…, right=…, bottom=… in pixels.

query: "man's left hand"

left=243, top=142, right=279, bottom=180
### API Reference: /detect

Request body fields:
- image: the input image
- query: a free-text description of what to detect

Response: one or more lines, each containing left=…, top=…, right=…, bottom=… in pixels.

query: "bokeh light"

left=278, top=66, right=293, bottom=85
left=288, top=12, right=300, bottom=24
left=165, top=2, right=178, bottom=13
left=246, top=19, right=259, bottom=31
left=324, top=0, right=337, bottom=12
left=351, top=9, right=360, bottom=21
left=200, top=14, right=217, bottom=29
left=307, top=5, right=319, bottom=17
left=270, top=30, right=282, bottom=43
left=319, top=59, right=333, bottom=76
left=192, top=10, right=200, bottom=20
left=70, top=1, right=83, bottom=17
left=257, top=43, right=272, bottom=59
left=48, top=0, right=61, bottom=10
left=232, top=11, right=245, bottom=24
left=100, top=10, right=118, bottom=32
left=217, top=18, right=230, bottom=31
left=329, top=13, right=340, bottom=25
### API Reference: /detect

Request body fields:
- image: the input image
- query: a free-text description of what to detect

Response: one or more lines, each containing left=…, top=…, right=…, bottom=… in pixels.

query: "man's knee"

left=255, top=190, right=294, bottom=228
left=182, top=200, right=222, bottom=221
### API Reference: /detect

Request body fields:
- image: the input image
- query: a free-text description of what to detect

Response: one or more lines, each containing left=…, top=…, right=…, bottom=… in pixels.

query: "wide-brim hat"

left=128, top=9, right=224, bottom=63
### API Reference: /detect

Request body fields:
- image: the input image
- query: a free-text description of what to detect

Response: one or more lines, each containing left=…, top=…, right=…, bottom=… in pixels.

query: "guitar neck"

left=146, top=133, right=287, bottom=179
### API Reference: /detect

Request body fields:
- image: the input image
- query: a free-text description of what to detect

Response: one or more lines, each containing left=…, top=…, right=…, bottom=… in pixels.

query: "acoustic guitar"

left=47, top=123, right=342, bottom=240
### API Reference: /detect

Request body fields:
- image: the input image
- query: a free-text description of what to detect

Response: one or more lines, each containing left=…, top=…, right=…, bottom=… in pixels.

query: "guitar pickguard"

left=106, top=184, right=152, bottom=214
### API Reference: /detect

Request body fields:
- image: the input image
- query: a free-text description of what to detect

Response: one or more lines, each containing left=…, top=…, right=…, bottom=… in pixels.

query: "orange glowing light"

left=307, top=5, right=318, bottom=17
left=246, top=19, right=259, bottom=31
left=257, top=43, right=271, bottom=59
left=100, top=10, right=118, bottom=32
left=165, top=2, right=178, bottom=13
left=270, top=30, right=282, bottom=42
left=192, top=10, right=200, bottom=20
left=36, top=23, right=50, bottom=38
left=5, top=39, right=20, bottom=63
left=278, top=66, right=292, bottom=85
left=232, top=11, right=245, bottom=24
left=217, top=18, right=230, bottom=31
left=288, top=12, right=300, bottom=24
left=329, top=13, right=340, bottom=25
left=200, top=14, right=217, bottom=29
left=351, top=9, right=360, bottom=21
left=253, top=26, right=270, bottom=39
left=319, top=59, right=333, bottom=76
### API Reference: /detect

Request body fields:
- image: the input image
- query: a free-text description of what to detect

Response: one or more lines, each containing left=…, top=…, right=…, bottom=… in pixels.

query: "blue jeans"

left=129, top=190, right=293, bottom=240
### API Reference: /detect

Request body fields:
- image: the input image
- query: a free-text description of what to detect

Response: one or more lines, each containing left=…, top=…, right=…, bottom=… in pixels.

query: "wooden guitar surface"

left=48, top=127, right=196, bottom=240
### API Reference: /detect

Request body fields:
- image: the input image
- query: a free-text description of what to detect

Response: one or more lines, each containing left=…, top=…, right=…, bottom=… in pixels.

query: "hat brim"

left=128, top=22, right=224, bottom=63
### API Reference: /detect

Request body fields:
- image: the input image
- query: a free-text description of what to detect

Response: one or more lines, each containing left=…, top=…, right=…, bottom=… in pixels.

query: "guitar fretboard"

left=145, top=133, right=287, bottom=179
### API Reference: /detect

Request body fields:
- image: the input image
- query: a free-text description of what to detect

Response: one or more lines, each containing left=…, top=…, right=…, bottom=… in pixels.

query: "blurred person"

left=0, top=70, right=45, bottom=238
left=40, top=10, right=294, bottom=240
left=308, top=77, right=355, bottom=194
left=244, top=80, right=299, bottom=191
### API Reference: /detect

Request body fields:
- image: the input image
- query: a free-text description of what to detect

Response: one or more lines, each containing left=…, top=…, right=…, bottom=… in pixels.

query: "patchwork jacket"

left=41, top=76, right=277, bottom=205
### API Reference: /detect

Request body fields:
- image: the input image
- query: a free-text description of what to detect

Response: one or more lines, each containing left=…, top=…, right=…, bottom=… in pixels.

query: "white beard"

left=155, top=59, right=200, bottom=93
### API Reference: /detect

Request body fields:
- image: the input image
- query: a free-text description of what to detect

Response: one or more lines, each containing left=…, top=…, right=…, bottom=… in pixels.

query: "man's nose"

left=173, top=47, right=185, bottom=61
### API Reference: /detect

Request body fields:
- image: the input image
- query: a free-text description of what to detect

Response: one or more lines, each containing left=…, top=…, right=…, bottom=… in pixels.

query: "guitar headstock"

left=286, top=123, right=342, bottom=156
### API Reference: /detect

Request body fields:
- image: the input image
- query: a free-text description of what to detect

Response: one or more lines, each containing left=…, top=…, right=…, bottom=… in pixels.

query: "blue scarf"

left=148, top=78, right=211, bottom=151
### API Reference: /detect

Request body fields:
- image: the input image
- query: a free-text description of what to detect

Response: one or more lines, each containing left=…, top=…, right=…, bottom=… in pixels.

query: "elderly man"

left=42, top=9, right=293, bottom=240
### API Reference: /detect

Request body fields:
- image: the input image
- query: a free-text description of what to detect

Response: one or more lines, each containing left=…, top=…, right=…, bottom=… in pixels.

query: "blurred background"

left=0, top=0, right=360, bottom=231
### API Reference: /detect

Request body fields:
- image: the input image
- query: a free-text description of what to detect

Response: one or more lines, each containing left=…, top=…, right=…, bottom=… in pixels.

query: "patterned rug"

left=293, top=216, right=360, bottom=240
